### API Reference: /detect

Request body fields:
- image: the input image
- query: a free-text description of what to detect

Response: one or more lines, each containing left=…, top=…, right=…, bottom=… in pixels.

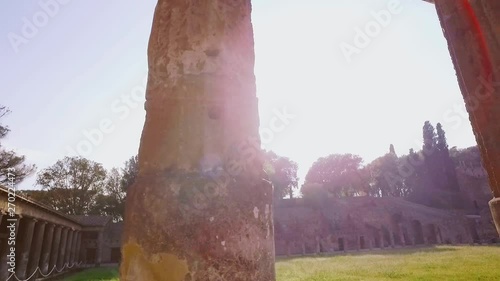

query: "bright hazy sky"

left=1, top=0, right=477, bottom=190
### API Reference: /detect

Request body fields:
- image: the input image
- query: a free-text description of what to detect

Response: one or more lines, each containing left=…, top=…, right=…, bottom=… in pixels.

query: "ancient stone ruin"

left=120, top=0, right=500, bottom=280
left=120, top=1, right=274, bottom=280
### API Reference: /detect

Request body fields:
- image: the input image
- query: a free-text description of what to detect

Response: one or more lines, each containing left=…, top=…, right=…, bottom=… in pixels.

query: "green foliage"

left=436, top=123, right=448, bottom=152
left=32, top=155, right=137, bottom=220
left=0, top=105, right=35, bottom=184
left=365, top=152, right=408, bottom=197
left=422, top=121, right=437, bottom=152
left=36, top=156, right=107, bottom=215
left=263, top=151, right=299, bottom=199
left=64, top=267, right=119, bottom=281
left=302, top=154, right=366, bottom=198
left=120, top=155, right=138, bottom=193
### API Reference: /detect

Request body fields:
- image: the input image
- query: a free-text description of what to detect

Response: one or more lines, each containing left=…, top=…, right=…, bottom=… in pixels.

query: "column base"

left=489, top=197, right=500, bottom=237
left=121, top=171, right=275, bottom=281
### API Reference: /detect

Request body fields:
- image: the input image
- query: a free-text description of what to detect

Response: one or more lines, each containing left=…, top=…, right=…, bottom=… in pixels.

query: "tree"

left=121, top=155, right=138, bottom=193
left=422, top=121, right=440, bottom=190
left=92, top=168, right=125, bottom=221
left=436, top=123, right=448, bottom=152
left=436, top=123, right=460, bottom=191
left=389, top=144, right=396, bottom=156
left=422, top=121, right=437, bottom=153
left=302, top=154, right=366, bottom=198
left=0, top=105, right=35, bottom=184
left=263, top=151, right=299, bottom=199
left=104, top=155, right=138, bottom=221
left=365, top=152, right=407, bottom=197
left=36, top=156, right=107, bottom=215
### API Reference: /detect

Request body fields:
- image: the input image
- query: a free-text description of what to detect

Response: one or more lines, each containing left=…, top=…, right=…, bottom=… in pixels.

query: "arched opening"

left=359, top=236, right=366, bottom=250
left=337, top=237, right=345, bottom=252
left=436, top=226, right=443, bottom=244
left=411, top=220, right=425, bottom=245
left=467, top=219, right=481, bottom=244
left=426, top=224, right=438, bottom=244
left=382, top=226, right=391, bottom=247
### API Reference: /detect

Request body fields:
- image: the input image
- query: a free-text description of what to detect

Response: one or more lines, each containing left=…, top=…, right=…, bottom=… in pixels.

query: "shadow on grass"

left=276, top=245, right=459, bottom=262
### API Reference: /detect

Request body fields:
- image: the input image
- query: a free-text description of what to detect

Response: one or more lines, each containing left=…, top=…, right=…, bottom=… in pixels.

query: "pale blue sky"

left=0, top=0, right=476, bottom=190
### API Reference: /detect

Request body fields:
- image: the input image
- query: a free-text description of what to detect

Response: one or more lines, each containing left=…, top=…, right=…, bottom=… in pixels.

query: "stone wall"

left=273, top=196, right=490, bottom=256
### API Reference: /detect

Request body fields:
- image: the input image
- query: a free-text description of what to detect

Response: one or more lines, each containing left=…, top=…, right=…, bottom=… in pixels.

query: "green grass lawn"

left=65, top=246, right=500, bottom=281
left=64, top=267, right=119, bottom=281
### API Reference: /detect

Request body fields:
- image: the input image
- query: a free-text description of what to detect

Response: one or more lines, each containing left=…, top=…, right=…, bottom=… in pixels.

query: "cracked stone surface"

left=120, top=0, right=276, bottom=280
left=434, top=0, right=500, bottom=235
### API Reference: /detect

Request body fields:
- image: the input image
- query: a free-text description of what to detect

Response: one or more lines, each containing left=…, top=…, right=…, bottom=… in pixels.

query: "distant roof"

left=0, top=186, right=81, bottom=225
left=69, top=215, right=112, bottom=227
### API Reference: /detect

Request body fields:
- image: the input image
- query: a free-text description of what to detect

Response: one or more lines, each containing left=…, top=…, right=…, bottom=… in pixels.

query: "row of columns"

left=0, top=214, right=82, bottom=280
left=281, top=220, right=461, bottom=256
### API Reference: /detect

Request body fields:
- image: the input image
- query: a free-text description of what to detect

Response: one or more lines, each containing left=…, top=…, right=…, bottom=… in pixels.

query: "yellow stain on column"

left=121, top=242, right=189, bottom=281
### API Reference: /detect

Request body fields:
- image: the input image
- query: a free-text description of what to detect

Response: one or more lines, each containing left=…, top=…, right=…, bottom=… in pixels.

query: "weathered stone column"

left=423, top=235, right=429, bottom=245
left=315, top=236, right=320, bottom=254
left=15, top=218, right=36, bottom=279
left=70, top=231, right=79, bottom=264
left=434, top=0, right=500, bottom=236
left=57, top=227, right=69, bottom=269
left=389, top=231, right=395, bottom=248
left=39, top=224, right=55, bottom=275
left=26, top=221, right=46, bottom=279
left=398, top=224, right=406, bottom=246
left=75, top=231, right=82, bottom=264
left=120, top=1, right=275, bottom=280
left=379, top=230, right=385, bottom=249
left=49, top=226, right=62, bottom=272
left=96, top=231, right=103, bottom=267
left=64, top=230, right=74, bottom=265
left=436, top=231, right=442, bottom=244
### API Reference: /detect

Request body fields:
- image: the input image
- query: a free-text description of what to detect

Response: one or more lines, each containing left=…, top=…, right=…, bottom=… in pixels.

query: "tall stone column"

left=398, top=224, right=406, bottom=246
left=389, top=231, right=395, bottom=248
left=39, top=224, right=55, bottom=275
left=64, top=230, right=74, bottom=265
left=315, top=236, right=321, bottom=254
left=96, top=231, right=103, bottom=267
left=57, top=227, right=69, bottom=269
left=379, top=230, right=385, bottom=249
left=15, top=218, right=37, bottom=279
left=75, top=231, right=82, bottom=264
left=120, top=1, right=275, bottom=281
left=49, top=226, right=62, bottom=272
left=434, top=0, right=500, bottom=236
left=70, top=231, right=79, bottom=264
left=26, top=221, right=47, bottom=279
